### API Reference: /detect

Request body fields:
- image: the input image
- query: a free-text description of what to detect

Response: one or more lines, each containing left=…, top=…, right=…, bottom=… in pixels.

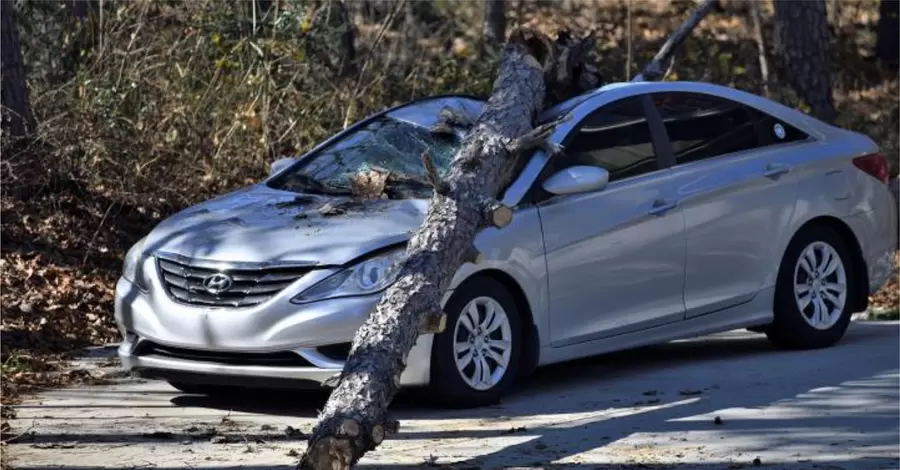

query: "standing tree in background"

left=1, top=0, right=36, bottom=139
left=305, top=0, right=357, bottom=78
left=481, top=0, right=506, bottom=56
left=773, top=0, right=836, bottom=123
left=875, top=0, right=899, bottom=67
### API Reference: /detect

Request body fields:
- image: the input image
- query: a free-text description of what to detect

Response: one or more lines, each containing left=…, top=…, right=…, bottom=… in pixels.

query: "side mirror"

left=542, top=165, right=609, bottom=196
left=270, top=157, right=297, bottom=175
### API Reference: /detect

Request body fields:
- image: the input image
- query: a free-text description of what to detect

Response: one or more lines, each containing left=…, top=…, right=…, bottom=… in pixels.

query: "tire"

left=427, top=277, right=523, bottom=408
left=767, top=224, right=857, bottom=349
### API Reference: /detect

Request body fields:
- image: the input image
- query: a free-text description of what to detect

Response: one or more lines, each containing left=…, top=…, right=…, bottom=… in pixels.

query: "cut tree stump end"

left=418, top=312, right=447, bottom=334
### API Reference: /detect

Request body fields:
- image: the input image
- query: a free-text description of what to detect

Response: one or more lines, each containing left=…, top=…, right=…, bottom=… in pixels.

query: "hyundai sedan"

left=115, top=81, right=898, bottom=408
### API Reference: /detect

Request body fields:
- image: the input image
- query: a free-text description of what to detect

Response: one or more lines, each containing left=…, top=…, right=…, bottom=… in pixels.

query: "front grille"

left=157, top=256, right=311, bottom=307
left=134, top=341, right=313, bottom=367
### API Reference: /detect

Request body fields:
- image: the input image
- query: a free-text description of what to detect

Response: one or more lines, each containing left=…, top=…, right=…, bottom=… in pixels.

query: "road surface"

left=6, top=321, right=899, bottom=469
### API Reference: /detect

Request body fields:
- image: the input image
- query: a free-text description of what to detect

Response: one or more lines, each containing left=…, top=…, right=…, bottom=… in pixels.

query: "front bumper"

left=114, top=258, right=434, bottom=388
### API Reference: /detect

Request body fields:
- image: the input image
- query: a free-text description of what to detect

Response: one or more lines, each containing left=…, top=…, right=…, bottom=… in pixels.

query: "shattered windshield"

left=268, top=116, right=462, bottom=199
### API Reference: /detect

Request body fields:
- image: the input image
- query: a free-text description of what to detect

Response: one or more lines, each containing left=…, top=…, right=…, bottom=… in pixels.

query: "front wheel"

left=427, top=277, right=523, bottom=408
left=767, top=225, right=856, bottom=349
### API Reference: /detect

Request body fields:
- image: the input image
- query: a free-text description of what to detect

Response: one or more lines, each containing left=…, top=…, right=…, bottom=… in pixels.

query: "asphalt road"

left=6, top=321, right=899, bottom=470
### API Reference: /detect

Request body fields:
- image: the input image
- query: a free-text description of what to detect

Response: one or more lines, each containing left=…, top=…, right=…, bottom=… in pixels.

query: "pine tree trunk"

left=1, top=0, right=36, bottom=139
left=773, top=0, right=836, bottom=123
left=306, top=0, right=357, bottom=78
left=750, top=0, right=771, bottom=97
left=875, top=0, right=899, bottom=67
left=481, top=0, right=506, bottom=57
left=298, top=29, right=597, bottom=470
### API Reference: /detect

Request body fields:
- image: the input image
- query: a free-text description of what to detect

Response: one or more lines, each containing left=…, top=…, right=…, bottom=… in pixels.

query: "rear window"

left=651, top=92, right=810, bottom=165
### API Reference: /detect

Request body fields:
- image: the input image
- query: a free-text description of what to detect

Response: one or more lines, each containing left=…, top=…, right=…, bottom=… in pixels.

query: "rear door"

left=649, top=91, right=807, bottom=318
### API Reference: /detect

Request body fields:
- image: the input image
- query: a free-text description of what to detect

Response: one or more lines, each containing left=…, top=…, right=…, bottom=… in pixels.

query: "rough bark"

left=773, top=0, right=836, bottom=123
left=749, top=0, right=771, bottom=97
left=481, top=0, right=507, bottom=57
left=875, top=0, right=899, bottom=67
left=298, top=29, right=598, bottom=470
left=632, top=0, right=717, bottom=81
left=1, top=0, right=36, bottom=139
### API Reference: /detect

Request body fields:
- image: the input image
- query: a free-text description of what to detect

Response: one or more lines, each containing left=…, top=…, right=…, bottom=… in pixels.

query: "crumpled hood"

left=144, top=184, right=428, bottom=266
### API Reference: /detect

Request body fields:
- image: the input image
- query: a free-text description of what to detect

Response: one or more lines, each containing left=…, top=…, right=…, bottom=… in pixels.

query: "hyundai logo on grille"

left=202, top=273, right=233, bottom=295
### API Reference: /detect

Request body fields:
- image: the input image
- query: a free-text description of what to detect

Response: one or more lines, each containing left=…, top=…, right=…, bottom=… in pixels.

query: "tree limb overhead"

left=632, top=0, right=718, bottom=82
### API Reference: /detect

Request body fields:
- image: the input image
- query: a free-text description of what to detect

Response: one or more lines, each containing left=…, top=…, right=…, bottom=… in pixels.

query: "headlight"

left=122, top=237, right=148, bottom=289
left=291, top=249, right=404, bottom=304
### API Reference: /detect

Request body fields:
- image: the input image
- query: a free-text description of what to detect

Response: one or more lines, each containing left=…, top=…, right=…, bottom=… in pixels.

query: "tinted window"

left=652, top=92, right=762, bottom=164
left=562, top=97, right=658, bottom=182
left=652, top=92, right=810, bottom=165
left=744, top=106, right=809, bottom=145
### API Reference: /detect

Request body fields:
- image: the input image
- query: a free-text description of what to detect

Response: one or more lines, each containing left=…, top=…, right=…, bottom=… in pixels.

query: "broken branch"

left=420, top=149, right=448, bottom=194
left=480, top=198, right=513, bottom=228
left=430, top=106, right=474, bottom=136
left=505, top=116, right=569, bottom=157
left=418, top=312, right=447, bottom=334
left=632, top=0, right=718, bottom=81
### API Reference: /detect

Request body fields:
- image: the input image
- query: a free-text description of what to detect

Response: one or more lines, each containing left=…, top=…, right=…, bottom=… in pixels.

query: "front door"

left=537, top=96, right=687, bottom=347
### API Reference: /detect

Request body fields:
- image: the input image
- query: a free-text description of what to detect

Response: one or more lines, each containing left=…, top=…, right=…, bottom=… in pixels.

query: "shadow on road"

left=9, top=322, right=900, bottom=469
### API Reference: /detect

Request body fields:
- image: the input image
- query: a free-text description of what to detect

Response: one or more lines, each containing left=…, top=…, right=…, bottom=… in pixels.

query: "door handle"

left=763, top=163, right=791, bottom=179
left=648, top=199, right=678, bottom=216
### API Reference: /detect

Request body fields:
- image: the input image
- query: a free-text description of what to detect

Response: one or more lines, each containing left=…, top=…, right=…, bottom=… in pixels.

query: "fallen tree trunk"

left=298, top=1, right=723, bottom=465
left=298, top=29, right=597, bottom=470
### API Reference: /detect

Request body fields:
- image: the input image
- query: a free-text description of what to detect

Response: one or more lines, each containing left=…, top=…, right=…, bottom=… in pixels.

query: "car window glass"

left=562, top=97, right=658, bottom=182
left=743, top=106, right=810, bottom=145
left=652, top=92, right=763, bottom=164
left=652, top=92, right=811, bottom=165
left=268, top=116, right=461, bottom=198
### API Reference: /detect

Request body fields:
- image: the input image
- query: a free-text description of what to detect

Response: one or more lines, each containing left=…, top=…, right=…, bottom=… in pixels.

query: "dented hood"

left=143, top=184, right=427, bottom=266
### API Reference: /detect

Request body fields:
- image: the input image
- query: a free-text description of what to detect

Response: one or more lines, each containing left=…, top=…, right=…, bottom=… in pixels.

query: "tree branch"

left=632, top=0, right=718, bottom=82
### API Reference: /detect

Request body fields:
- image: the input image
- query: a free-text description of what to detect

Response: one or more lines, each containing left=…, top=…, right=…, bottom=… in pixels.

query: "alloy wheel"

left=793, top=241, right=847, bottom=330
left=452, top=296, right=513, bottom=391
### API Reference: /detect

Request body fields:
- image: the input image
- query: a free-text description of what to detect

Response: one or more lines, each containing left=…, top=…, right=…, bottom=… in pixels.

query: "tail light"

left=852, top=153, right=889, bottom=184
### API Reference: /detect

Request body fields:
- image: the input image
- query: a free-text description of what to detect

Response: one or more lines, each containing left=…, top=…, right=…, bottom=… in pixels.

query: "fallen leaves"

left=868, top=251, right=900, bottom=313
left=349, top=169, right=390, bottom=200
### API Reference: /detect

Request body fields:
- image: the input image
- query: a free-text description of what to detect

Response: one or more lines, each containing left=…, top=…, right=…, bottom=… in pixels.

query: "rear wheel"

left=428, top=277, right=523, bottom=408
left=767, top=225, right=856, bottom=349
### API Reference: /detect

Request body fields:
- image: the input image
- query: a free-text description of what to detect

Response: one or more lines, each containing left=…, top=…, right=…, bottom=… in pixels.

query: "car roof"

left=539, top=81, right=828, bottom=139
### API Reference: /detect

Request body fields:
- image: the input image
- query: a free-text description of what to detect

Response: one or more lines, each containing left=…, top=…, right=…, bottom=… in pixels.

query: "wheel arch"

left=781, top=216, right=870, bottom=313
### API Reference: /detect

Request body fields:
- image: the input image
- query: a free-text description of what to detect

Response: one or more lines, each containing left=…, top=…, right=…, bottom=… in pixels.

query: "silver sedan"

left=115, top=81, right=898, bottom=408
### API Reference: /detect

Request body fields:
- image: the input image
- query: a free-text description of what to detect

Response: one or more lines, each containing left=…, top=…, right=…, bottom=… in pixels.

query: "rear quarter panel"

left=765, top=127, right=890, bottom=290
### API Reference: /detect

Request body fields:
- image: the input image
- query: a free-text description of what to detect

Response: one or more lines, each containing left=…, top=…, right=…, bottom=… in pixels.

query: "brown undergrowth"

left=1, top=0, right=897, bottom=417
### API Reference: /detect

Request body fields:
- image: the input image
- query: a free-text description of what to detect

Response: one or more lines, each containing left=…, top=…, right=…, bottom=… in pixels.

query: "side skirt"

left=538, top=287, right=775, bottom=367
